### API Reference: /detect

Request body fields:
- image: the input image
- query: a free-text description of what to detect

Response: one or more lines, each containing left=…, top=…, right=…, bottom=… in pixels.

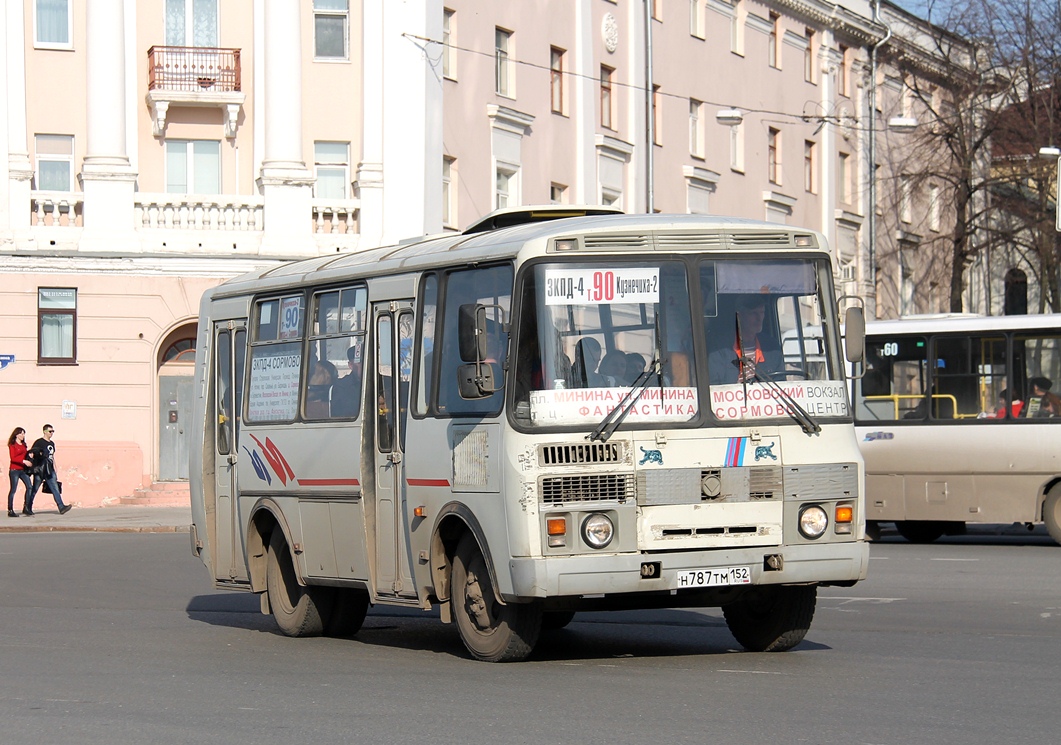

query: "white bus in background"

left=852, top=314, right=1061, bottom=544
left=190, top=208, right=869, bottom=661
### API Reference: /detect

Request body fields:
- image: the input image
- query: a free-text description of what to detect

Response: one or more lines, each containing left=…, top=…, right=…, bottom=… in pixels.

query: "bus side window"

left=415, top=275, right=439, bottom=416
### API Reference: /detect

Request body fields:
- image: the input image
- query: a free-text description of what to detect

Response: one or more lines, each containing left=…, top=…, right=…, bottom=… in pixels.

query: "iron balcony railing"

left=148, top=45, right=241, bottom=93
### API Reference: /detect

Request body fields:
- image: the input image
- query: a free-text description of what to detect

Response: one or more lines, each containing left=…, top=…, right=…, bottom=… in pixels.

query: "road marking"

left=718, top=669, right=784, bottom=675
left=825, top=597, right=906, bottom=604
left=929, top=557, right=979, bottom=562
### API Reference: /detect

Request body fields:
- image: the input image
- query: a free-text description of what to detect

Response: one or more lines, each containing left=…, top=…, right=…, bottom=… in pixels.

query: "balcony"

left=146, top=46, right=246, bottom=138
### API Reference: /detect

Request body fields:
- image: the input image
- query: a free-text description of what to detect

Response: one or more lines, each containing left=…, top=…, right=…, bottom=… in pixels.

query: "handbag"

left=43, top=480, right=62, bottom=495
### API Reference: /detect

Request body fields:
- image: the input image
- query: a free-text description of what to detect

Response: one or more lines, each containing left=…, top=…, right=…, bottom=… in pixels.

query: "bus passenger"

left=1028, top=377, right=1061, bottom=418
left=598, top=350, right=628, bottom=386
left=571, top=338, right=603, bottom=388
left=331, top=343, right=363, bottom=417
left=306, top=356, right=337, bottom=418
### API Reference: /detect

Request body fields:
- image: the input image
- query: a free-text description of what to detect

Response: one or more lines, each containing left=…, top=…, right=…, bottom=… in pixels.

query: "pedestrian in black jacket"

left=28, top=424, right=71, bottom=515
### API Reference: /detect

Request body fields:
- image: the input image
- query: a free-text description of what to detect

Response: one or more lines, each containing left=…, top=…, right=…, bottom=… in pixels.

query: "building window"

left=38, top=288, right=77, bottom=364
left=690, top=0, right=704, bottom=38
left=314, top=142, right=349, bottom=199
left=689, top=99, right=703, bottom=158
left=804, top=28, right=815, bottom=83
left=900, top=174, right=912, bottom=224
left=653, top=85, right=662, bottom=146
left=730, top=120, right=744, bottom=172
left=600, top=65, right=615, bottom=130
left=442, top=9, right=455, bottom=79
left=495, top=164, right=518, bottom=209
left=838, top=45, right=849, bottom=97
left=442, top=156, right=456, bottom=227
left=768, top=128, right=781, bottom=185
left=35, top=0, right=72, bottom=48
left=550, top=183, right=567, bottom=204
left=166, top=140, right=221, bottom=194
left=495, top=28, right=513, bottom=97
left=34, top=135, right=74, bottom=192
left=314, top=0, right=349, bottom=59
left=165, top=0, right=218, bottom=46
left=929, top=183, right=941, bottom=232
left=769, top=13, right=780, bottom=69
left=804, top=140, right=816, bottom=193
left=838, top=152, right=851, bottom=203
left=601, top=188, right=622, bottom=208
left=550, top=47, right=565, bottom=114
left=730, top=0, right=744, bottom=55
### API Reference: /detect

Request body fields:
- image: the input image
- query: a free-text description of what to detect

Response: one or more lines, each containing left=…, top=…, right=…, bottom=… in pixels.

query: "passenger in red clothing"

left=7, top=427, right=34, bottom=517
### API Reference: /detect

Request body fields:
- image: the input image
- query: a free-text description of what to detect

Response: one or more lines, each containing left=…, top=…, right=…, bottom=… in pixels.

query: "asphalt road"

left=0, top=531, right=1057, bottom=745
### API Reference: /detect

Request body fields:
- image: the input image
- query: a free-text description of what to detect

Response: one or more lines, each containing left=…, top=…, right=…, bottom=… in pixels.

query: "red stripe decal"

left=295, top=478, right=361, bottom=487
left=406, top=478, right=451, bottom=487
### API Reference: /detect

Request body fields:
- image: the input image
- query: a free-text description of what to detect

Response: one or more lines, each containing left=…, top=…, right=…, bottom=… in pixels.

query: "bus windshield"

left=512, top=257, right=847, bottom=429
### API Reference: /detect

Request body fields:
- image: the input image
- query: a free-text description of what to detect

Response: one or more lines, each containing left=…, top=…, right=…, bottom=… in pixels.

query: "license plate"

left=674, top=566, right=752, bottom=589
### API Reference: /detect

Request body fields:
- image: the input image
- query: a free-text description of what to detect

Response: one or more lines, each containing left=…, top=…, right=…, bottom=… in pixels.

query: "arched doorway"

left=158, top=323, right=197, bottom=481
left=1004, top=268, right=1028, bottom=315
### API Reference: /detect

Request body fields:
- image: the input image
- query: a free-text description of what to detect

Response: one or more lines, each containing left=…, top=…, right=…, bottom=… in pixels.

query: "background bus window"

left=1015, top=334, right=1061, bottom=419
left=246, top=294, right=304, bottom=423
left=856, top=335, right=927, bottom=421
left=931, top=334, right=1006, bottom=420
left=304, top=286, right=367, bottom=420
left=414, top=275, right=438, bottom=415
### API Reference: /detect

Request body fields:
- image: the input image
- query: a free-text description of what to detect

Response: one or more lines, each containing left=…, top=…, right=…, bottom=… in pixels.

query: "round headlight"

left=798, top=505, right=829, bottom=539
left=581, top=513, right=614, bottom=549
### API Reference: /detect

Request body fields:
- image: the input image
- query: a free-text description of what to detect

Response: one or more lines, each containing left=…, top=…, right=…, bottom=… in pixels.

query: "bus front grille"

left=540, top=473, right=635, bottom=504
left=540, top=442, right=624, bottom=466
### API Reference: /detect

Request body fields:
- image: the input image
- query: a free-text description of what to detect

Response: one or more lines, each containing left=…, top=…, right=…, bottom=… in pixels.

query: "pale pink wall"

left=134, top=2, right=258, bottom=195
left=23, top=0, right=89, bottom=193
left=0, top=274, right=224, bottom=506
left=301, top=2, right=363, bottom=184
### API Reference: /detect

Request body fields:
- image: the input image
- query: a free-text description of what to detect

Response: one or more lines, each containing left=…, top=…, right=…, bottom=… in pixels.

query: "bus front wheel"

left=266, top=530, right=332, bottom=637
left=452, top=534, right=541, bottom=662
left=722, top=585, right=816, bottom=652
left=1043, top=491, right=1061, bottom=545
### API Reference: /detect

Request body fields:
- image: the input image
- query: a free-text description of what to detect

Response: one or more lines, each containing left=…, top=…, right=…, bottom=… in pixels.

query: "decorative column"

left=257, top=0, right=315, bottom=256
left=358, top=0, right=442, bottom=248
left=4, top=0, right=34, bottom=234
left=80, top=0, right=138, bottom=251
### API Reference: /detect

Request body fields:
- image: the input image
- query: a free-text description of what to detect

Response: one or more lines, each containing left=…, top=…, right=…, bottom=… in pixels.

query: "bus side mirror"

left=844, top=307, right=865, bottom=363
left=458, top=304, right=487, bottom=363
left=457, top=361, right=498, bottom=398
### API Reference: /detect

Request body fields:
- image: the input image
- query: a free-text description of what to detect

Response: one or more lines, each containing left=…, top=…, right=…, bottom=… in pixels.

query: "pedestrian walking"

left=7, top=427, right=34, bottom=517
left=28, top=424, right=71, bottom=515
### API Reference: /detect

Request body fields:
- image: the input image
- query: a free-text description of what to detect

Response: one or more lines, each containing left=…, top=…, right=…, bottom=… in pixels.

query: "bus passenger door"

left=213, top=322, right=247, bottom=581
left=371, top=302, right=416, bottom=599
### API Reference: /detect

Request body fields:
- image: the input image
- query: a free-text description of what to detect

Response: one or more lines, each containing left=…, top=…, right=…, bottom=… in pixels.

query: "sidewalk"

left=0, top=505, right=192, bottom=534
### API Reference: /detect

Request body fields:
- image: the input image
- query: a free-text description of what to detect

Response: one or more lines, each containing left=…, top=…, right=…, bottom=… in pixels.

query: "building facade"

left=1, top=0, right=947, bottom=505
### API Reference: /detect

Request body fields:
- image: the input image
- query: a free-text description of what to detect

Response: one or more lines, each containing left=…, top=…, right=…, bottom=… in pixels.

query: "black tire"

left=452, top=533, right=541, bottom=662
left=894, top=520, right=946, bottom=543
left=1043, top=491, right=1061, bottom=546
left=325, top=588, right=370, bottom=637
left=722, top=585, right=817, bottom=652
left=266, top=530, right=331, bottom=637
left=541, top=611, right=576, bottom=630
left=865, top=520, right=882, bottom=542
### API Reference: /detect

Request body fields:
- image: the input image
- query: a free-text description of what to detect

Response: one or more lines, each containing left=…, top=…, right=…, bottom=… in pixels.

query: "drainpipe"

left=644, top=0, right=654, bottom=213
left=868, top=0, right=891, bottom=317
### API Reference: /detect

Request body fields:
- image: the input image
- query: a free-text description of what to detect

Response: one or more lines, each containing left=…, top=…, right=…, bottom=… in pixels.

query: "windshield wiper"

left=732, top=311, right=820, bottom=435
left=588, top=357, right=661, bottom=442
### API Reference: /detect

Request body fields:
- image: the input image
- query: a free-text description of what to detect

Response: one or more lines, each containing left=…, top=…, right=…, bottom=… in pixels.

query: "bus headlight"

left=581, top=513, right=614, bottom=549
left=798, top=505, right=829, bottom=540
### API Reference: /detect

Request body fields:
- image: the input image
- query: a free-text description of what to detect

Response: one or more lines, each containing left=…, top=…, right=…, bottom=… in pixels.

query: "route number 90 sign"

left=543, top=267, right=660, bottom=306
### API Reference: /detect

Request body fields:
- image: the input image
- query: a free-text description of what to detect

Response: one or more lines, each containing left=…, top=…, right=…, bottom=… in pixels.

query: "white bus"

left=190, top=209, right=869, bottom=661
left=852, top=313, right=1061, bottom=544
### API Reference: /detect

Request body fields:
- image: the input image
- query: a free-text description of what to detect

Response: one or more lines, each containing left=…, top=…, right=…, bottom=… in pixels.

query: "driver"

left=708, top=295, right=782, bottom=383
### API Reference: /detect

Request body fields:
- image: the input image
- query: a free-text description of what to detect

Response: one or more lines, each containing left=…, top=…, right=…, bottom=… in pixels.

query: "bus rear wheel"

left=894, top=520, right=946, bottom=543
left=452, top=534, right=541, bottom=662
left=722, top=585, right=816, bottom=652
left=266, top=530, right=332, bottom=637
left=1043, top=491, right=1061, bottom=545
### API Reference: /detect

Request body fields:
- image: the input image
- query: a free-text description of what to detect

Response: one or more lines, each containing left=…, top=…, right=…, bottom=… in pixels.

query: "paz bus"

left=852, top=313, right=1061, bottom=544
left=189, top=209, right=869, bottom=661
